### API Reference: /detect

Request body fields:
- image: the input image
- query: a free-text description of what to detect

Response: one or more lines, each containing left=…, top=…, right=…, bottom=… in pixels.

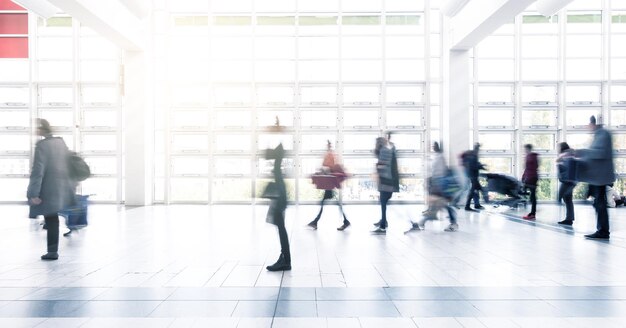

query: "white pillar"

left=443, top=50, right=471, bottom=168
left=124, top=50, right=154, bottom=205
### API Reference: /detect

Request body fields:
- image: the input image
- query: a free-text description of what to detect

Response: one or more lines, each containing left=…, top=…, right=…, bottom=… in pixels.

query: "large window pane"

left=300, top=86, right=337, bottom=105
left=565, top=109, right=601, bottom=127
left=522, top=59, right=560, bottom=81
left=214, top=134, right=250, bottom=153
left=564, top=133, right=593, bottom=149
left=386, top=110, right=422, bottom=128
left=566, top=85, right=600, bottom=104
left=521, top=35, right=558, bottom=58
left=0, top=134, right=29, bottom=153
left=343, top=177, right=379, bottom=201
left=0, top=111, right=29, bottom=129
left=258, top=110, right=294, bottom=128
left=342, top=157, right=377, bottom=175
left=38, top=37, right=72, bottom=59
left=477, top=35, right=514, bottom=58
left=391, top=134, right=421, bottom=152
left=0, top=86, right=29, bottom=107
left=386, top=60, right=424, bottom=81
left=255, top=37, right=295, bottom=59
left=82, top=110, right=117, bottom=129
left=477, top=85, right=513, bottom=104
left=171, top=111, right=209, bottom=130
left=613, top=134, right=626, bottom=151
left=610, top=109, right=626, bottom=127
left=342, top=60, right=382, bottom=81
left=482, top=157, right=513, bottom=175
left=342, top=36, right=381, bottom=59
left=536, top=178, right=556, bottom=200
left=567, top=13, right=602, bottom=33
left=522, top=133, right=556, bottom=152
left=172, top=134, right=209, bottom=153
left=344, top=110, right=379, bottom=128
left=258, top=134, right=294, bottom=151
left=214, top=157, right=251, bottom=176
left=39, top=109, right=73, bottom=129
left=172, top=85, right=209, bottom=106
left=81, top=177, right=117, bottom=201
left=212, top=179, right=252, bottom=202
left=386, top=36, right=423, bottom=58
left=343, top=85, right=380, bottom=105
left=0, top=60, right=28, bottom=82
left=82, top=134, right=116, bottom=152
left=171, top=178, right=208, bottom=202
left=257, top=86, right=293, bottom=106
left=39, top=61, right=73, bottom=82
left=0, top=178, right=28, bottom=201
left=386, top=85, right=423, bottom=105
left=211, top=37, right=252, bottom=59
left=566, top=59, right=601, bottom=80
left=171, top=157, right=209, bottom=176
left=344, top=134, right=378, bottom=153
left=84, top=157, right=117, bottom=175
left=81, top=60, right=119, bottom=82
left=477, top=108, right=514, bottom=128
left=522, top=109, right=557, bottom=128
left=478, top=133, right=512, bottom=151
left=397, top=157, right=424, bottom=175
left=299, top=37, right=338, bottom=59
left=301, top=110, right=337, bottom=128
left=522, top=85, right=557, bottom=105
left=39, top=87, right=72, bottom=107
left=0, top=158, right=29, bottom=175
left=477, top=59, right=514, bottom=81
left=299, top=60, right=339, bottom=81
left=566, top=35, right=601, bottom=58
left=214, top=110, right=251, bottom=129
left=300, top=134, right=337, bottom=153
left=213, top=85, right=252, bottom=106
left=80, top=37, right=119, bottom=59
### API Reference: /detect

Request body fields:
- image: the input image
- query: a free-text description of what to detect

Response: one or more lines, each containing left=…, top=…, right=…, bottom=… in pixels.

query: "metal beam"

left=47, top=0, right=143, bottom=50
left=450, top=0, right=535, bottom=50
left=536, top=0, right=575, bottom=17
left=120, top=0, right=151, bottom=19
left=11, top=0, right=59, bottom=18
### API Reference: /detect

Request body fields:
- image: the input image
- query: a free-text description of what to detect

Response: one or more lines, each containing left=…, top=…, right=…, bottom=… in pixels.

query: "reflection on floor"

left=1, top=202, right=626, bottom=327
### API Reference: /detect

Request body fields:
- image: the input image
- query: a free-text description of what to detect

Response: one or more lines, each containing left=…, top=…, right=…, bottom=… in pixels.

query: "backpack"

left=67, top=151, right=91, bottom=181
left=431, top=169, right=462, bottom=200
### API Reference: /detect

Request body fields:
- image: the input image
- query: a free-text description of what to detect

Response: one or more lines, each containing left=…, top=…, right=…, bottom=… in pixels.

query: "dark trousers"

left=526, top=185, right=537, bottom=215
left=590, top=185, right=610, bottom=235
left=313, top=190, right=349, bottom=225
left=465, top=178, right=484, bottom=208
left=273, top=209, right=291, bottom=263
left=559, top=182, right=576, bottom=221
left=379, top=191, right=393, bottom=229
left=44, top=213, right=59, bottom=253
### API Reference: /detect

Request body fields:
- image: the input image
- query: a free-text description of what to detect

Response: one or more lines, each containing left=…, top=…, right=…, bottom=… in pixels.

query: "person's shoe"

left=41, top=252, right=59, bottom=261
left=444, top=223, right=459, bottom=232
left=407, top=221, right=422, bottom=232
left=337, top=222, right=350, bottom=231
left=464, top=207, right=477, bottom=212
left=474, top=205, right=485, bottom=210
left=266, top=254, right=291, bottom=271
left=371, top=227, right=386, bottom=234
left=585, top=232, right=610, bottom=240
left=522, top=213, right=536, bottom=220
left=307, top=220, right=318, bottom=229
left=373, top=221, right=382, bottom=227
left=558, top=219, right=573, bottom=226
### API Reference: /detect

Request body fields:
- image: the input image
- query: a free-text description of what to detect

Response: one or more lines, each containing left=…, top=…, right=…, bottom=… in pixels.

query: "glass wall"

left=474, top=0, right=625, bottom=201
left=156, top=0, right=440, bottom=204
left=0, top=14, right=122, bottom=203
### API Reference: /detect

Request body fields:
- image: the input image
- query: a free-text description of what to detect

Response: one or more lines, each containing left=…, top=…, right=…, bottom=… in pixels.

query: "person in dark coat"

left=463, top=143, right=487, bottom=211
left=575, top=115, right=615, bottom=239
left=556, top=142, right=576, bottom=225
left=27, top=119, right=75, bottom=260
left=521, top=144, right=539, bottom=220
left=372, top=133, right=399, bottom=233
left=264, top=131, right=291, bottom=271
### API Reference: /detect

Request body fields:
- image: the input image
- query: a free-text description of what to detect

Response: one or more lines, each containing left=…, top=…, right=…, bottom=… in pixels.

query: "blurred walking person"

left=576, top=116, right=615, bottom=239
left=556, top=142, right=576, bottom=225
left=521, top=144, right=539, bottom=220
left=463, top=143, right=487, bottom=211
left=410, top=142, right=458, bottom=232
left=27, top=119, right=75, bottom=260
left=372, top=133, right=399, bottom=234
left=307, top=140, right=350, bottom=231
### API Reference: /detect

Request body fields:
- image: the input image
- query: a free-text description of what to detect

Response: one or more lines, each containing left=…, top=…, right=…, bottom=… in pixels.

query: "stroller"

left=58, top=194, right=89, bottom=236
left=480, top=173, right=528, bottom=209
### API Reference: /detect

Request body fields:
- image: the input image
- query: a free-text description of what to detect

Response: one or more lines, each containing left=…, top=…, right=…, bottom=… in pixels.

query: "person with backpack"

left=410, top=142, right=459, bottom=232
left=371, top=133, right=399, bottom=234
left=27, top=119, right=76, bottom=260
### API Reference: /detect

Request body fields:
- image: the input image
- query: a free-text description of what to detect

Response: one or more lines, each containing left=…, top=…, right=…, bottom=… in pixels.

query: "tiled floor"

left=1, top=202, right=626, bottom=327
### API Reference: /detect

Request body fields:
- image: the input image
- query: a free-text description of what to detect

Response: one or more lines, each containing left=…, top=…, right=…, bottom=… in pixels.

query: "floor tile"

left=235, top=317, right=272, bottom=328
left=80, top=318, right=174, bottom=328
left=0, top=301, right=86, bottom=318
left=316, top=287, right=388, bottom=301
left=94, top=287, right=175, bottom=301
left=360, top=317, right=417, bottom=328
left=20, top=288, right=107, bottom=301
left=231, top=301, right=276, bottom=317
left=33, top=318, right=90, bottom=328
left=412, top=317, right=464, bottom=328
left=274, top=301, right=317, bottom=317
left=68, top=300, right=161, bottom=317
left=393, top=300, right=482, bottom=317
left=327, top=318, right=361, bottom=328
left=385, top=287, right=464, bottom=300
left=523, top=286, right=612, bottom=300
left=453, top=287, right=537, bottom=300
left=149, top=301, right=237, bottom=317
left=272, top=317, right=327, bottom=328
left=278, top=288, right=316, bottom=301
left=168, top=287, right=279, bottom=301
left=0, top=318, right=46, bottom=328
left=0, top=288, right=39, bottom=301
left=470, top=300, right=560, bottom=317
left=317, top=301, right=400, bottom=317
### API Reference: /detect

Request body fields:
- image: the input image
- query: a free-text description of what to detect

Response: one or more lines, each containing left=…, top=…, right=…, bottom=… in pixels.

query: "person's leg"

left=564, top=183, right=575, bottom=221
left=595, top=185, right=610, bottom=235
left=44, top=214, right=59, bottom=253
left=379, top=191, right=392, bottom=229
left=313, top=190, right=332, bottom=222
left=529, top=186, right=537, bottom=215
left=336, top=190, right=350, bottom=227
left=276, top=211, right=291, bottom=264
left=465, top=179, right=476, bottom=208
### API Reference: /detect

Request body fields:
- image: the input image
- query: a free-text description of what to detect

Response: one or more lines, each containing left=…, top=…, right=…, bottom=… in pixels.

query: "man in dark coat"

left=27, top=119, right=75, bottom=260
left=521, top=144, right=539, bottom=220
left=576, top=115, right=615, bottom=239
left=463, top=143, right=487, bottom=211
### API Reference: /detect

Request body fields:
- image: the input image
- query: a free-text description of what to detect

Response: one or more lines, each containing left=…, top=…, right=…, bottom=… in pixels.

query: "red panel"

left=0, top=13, right=28, bottom=34
left=0, top=37, right=28, bottom=58
left=0, top=0, right=25, bottom=10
